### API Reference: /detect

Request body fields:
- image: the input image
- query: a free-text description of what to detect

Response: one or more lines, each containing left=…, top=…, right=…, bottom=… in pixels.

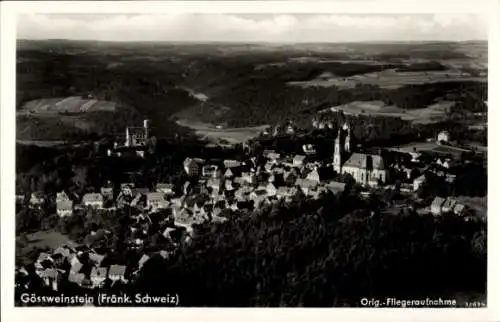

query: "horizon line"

left=17, top=38, right=488, bottom=45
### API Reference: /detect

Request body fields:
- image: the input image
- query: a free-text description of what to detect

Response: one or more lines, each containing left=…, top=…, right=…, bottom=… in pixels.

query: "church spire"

left=333, top=127, right=342, bottom=173
left=344, top=123, right=351, bottom=153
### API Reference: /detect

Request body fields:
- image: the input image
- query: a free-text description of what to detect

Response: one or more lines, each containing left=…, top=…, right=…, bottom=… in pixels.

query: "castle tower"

left=333, top=128, right=343, bottom=173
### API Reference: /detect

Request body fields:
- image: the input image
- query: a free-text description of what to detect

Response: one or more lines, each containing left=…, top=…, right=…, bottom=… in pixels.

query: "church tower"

left=343, top=122, right=351, bottom=153
left=333, top=128, right=343, bottom=173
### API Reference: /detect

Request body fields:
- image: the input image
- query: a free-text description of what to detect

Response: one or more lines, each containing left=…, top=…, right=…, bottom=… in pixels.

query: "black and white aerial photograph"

left=5, top=1, right=492, bottom=312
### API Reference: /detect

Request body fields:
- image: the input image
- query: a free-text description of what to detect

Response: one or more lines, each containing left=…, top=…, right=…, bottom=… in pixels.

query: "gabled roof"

left=109, top=264, right=126, bottom=276
left=293, top=155, right=306, bottom=163
left=414, top=174, right=426, bottom=183
left=431, top=197, right=446, bottom=208
left=121, top=183, right=135, bottom=190
left=100, top=187, right=113, bottom=194
left=156, top=183, right=174, bottom=190
left=147, top=192, right=167, bottom=202
left=82, top=193, right=103, bottom=203
left=442, top=198, right=457, bottom=210
left=90, top=267, right=108, bottom=279
left=71, top=261, right=83, bottom=274
left=295, top=178, right=318, bottom=188
left=223, top=160, right=242, bottom=168
left=57, top=191, right=70, bottom=201
left=68, top=272, right=85, bottom=284
left=57, top=200, right=73, bottom=210
left=88, top=252, right=105, bottom=265
left=325, top=181, right=346, bottom=193
left=344, top=153, right=385, bottom=170
left=138, top=254, right=150, bottom=268
left=453, top=203, right=466, bottom=214
left=37, top=252, right=52, bottom=263
left=53, top=247, right=71, bottom=258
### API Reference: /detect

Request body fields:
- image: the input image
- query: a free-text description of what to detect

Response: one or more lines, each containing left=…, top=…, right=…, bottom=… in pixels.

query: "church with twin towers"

left=333, top=122, right=388, bottom=187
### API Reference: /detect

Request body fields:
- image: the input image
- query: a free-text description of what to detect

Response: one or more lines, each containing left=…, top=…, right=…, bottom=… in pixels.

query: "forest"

left=17, top=42, right=487, bottom=136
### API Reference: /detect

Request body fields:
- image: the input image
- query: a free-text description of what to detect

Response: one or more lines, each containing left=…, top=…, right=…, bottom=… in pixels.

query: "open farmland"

left=321, top=100, right=454, bottom=124
left=288, top=69, right=486, bottom=89
left=19, top=96, right=116, bottom=115
left=388, top=141, right=472, bottom=157
left=176, top=119, right=268, bottom=144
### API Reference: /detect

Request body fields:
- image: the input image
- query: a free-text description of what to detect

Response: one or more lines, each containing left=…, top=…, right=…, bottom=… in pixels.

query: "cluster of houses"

left=16, top=242, right=172, bottom=292
left=24, top=151, right=349, bottom=235
left=430, top=196, right=467, bottom=217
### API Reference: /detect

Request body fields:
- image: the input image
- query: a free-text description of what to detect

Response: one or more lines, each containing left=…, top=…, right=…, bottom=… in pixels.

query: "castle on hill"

left=333, top=122, right=388, bottom=186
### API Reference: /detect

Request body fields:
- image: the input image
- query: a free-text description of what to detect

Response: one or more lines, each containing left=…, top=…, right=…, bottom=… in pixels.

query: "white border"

left=1, top=1, right=498, bottom=322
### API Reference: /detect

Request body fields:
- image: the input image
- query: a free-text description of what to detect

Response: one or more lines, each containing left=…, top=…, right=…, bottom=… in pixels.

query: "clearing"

left=19, top=96, right=116, bottom=115
left=321, top=100, right=453, bottom=124
left=176, top=119, right=268, bottom=144
left=288, top=69, right=486, bottom=89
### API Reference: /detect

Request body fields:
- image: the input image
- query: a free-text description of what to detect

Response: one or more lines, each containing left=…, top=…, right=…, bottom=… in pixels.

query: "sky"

left=17, top=13, right=488, bottom=43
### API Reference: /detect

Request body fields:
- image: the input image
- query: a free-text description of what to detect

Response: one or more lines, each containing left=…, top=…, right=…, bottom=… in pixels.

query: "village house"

left=264, top=150, right=281, bottom=162
left=224, top=168, right=234, bottom=179
left=325, top=181, right=346, bottom=195
left=241, top=172, right=257, bottom=185
left=437, top=130, right=450, bottom=144
left=53, top=246, right=71, bottom=259
left=108, top=265, right=127, bottom=283
left=147, top=192, right=169, bottom=212
left=57, top=199, right=73, bottom=217
left=16, top=194, right=25, bottom=204
left=284, top=170, right=298, bottom=186
left=156, top=183, right=175, bottom=195
left=130, top=192, right=144, bottom=208
left=183, top=157, right=201, bottom=177
left=162, top=227, right=176, bottom=240
left=35, top=252, right=53, bottom=270
left=431, top=197, right=446, bottom=215
left=38, top=268, right=59, bottom=290
left=453, top=203, right=466, bottom=216
left=266, top=183, right=277, bottom=197
left=442, top=198, right=458, bottom=213
left=100, top=187, right=114, bottom=201
left=68, top=272, right=85, bottom=286
left=29, top=192, right=44, bottom=208
left=302, top=144, right=316, bottom=155
left=90, top=267, right=108, bottom=288
left=206, top=178, right=222, bottom=195
left=413, top=175, right=426, bottom=192
left=202, top=164, right=218, bottom=178
left=121, top=183, right=135, bottom=196
left=295, top=178, right=318, bottom=196
left=224, top=159, right=242, bottom=169
left=293, top=155, right=306, bottom=168
left=56, top=191, right=70, bottom=203
left=138, top=254, right=150, bottom=271
left=306, top=169, right=321, bottom=183
left=82, top=193, right=104, bottom=209
left=225, top=179, right=235, bottom=191
left=89, top=252, right=105, bottom=267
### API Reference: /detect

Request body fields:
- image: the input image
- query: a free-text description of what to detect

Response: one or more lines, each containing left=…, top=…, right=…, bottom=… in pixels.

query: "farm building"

left=437, top=131, right=450, bottom=144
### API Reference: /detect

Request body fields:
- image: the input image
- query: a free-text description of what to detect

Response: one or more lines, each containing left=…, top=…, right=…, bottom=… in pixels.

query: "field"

left=16, top=39, right=487, bottom=137
left=288, top=69, right=486, bottom=89
left=19, top=96, right=116, bottom=114
left=321, top=100, right=454, bottom=124
left=176, top=119, right=268, bottom=144
left=388, top=141, right=472, bottom=157
left=22, top=230, right=77, bottom=249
